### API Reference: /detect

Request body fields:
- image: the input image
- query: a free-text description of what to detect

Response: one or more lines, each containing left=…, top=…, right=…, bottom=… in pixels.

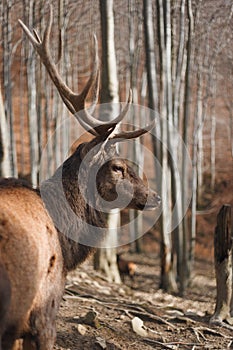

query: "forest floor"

left=54, top=254, right=233, bottom=350
left=54, top=177, right=233, bottom=350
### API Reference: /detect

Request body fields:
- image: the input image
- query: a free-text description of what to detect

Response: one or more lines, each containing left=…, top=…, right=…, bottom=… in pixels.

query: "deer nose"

left=145, top=191, right=161, bottom=210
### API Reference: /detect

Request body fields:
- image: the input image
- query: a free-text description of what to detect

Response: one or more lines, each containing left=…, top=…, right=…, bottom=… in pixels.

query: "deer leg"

left=12, top=339, right=23, bottom=350
left=1, top=326, right=22, bottom=350
left=26, top=302, right=58, bottom=350
left=22, top=328, right=55, bottom=350
left=22, top=335, right=37, bottom=350
left=2, top=336, right=21, bottom=350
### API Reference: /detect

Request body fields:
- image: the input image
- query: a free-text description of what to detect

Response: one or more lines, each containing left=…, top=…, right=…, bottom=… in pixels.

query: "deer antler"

left=111, top=119, right=155, bottom=141
left=18, top=4, right=132, bottom=136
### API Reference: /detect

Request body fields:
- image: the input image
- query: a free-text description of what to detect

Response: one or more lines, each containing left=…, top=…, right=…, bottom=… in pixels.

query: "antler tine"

left=75, top=114, right=99, bottom=136
left=19, top=4, right=100, bottom=116
left=19, top=5, right=132, bottom=135
left=32, top=29, right=42, bottom=44
left=114, top=89, right=133, bottom=124
left=18, top=7, right=103, bottom=132
left=43, top=3, right=53, bottom=50
left=18, top=5, right=75, bottom=108
left=79, top=88, right=133, bottom=135
left=110, top=119, right=155, bottom=141
left=57, top=40, right=100, bottom=118
left=79, top=34, right=99, bottom=102
left=18, top=19, right=41, bottom=46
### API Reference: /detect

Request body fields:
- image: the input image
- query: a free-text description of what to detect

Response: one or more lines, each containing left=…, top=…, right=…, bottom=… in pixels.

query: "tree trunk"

left=181, top=0, right=195, bottom=287
left=143, top=0, right=161, bottom=184
left=127, top=0, right=145, bottom=253
left=143, top=0, right=158, bottom=113
left=93, top=209, right=120, bottom=283
left=99, top=0, right=118, bottom=107
left=94, top=0, right=121, bottom=283
left=157, top=0, right=178, bottom=293
left=210, top=76, right=216, bottom=190
left=0, top=85, right=11, bottom=177
left=2, top=0, right=17, bottom=177
left=210, top=205, right=233, bottom=326
left=26, top=0, right=39, bottom=186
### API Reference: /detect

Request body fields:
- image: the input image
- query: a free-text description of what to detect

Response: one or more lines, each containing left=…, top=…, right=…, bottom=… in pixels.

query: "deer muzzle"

left=144, top=190, right=161, bottom=210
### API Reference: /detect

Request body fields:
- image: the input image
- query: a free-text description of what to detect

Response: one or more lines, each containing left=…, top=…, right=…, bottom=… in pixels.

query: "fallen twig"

left=194, top=326, right=232, bottom=338
left=142, top=338, right=200, bottom=349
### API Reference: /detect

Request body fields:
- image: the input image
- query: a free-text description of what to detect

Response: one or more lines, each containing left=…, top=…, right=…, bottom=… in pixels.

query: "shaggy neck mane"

left=40, top=144, right=107, bottom=272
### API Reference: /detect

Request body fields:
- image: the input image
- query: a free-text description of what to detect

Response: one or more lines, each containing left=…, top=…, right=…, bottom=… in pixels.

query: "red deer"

left=117, top=253, right=137, bottom=281
left=0, top=5, right=161, bottom=350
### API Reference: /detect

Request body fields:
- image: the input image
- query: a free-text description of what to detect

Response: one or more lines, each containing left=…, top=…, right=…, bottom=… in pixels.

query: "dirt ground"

left=53, top=252, right=233, bottom=350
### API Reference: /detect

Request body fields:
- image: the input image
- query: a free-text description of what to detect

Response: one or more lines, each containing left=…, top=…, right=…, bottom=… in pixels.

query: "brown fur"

left=0, top=262, right=11, bottom=337
left=117, top=255, right=136, bottom=281
left=0, top=141, right=160, bottom=349
left=0, top=183, right=64, bottom=349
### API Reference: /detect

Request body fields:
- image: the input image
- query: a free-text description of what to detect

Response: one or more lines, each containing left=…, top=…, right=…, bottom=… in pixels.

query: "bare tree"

left=143, top=0, right=161, bottom=170
left=94, top=0, right=121, bottom=283
left=23, top=0, right=39, bottom=186
left=155, top=0, right=178, bottom=292
left=0, top=86, right=11, bottom=177
left=1, top=0, right=18, bottom=177
left=144, top=0, right=197, bottom=293
left=128, top=0, right=145, bottom=253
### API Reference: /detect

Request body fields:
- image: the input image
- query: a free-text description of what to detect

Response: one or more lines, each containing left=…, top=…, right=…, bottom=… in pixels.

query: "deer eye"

left=112, top=165, right=124, bottom=174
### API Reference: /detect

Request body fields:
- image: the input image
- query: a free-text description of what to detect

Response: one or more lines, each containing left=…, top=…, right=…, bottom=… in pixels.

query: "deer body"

left=0, top=151, right=159, bottom=350
left=0, top=180, right=65, bottom=349
left=0, top=6, right=161, bottom=349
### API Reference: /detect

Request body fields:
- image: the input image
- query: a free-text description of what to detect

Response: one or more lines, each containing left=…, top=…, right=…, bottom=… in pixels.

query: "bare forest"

left=0, top=0, right=233, bottom=349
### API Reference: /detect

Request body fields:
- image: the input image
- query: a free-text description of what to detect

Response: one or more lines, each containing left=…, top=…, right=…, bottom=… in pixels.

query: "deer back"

left=0, top=179, right=64, bottom=345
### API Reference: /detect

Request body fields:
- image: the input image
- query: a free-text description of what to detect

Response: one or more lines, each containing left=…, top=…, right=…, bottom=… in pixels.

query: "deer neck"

left=40, top=146, right=107, bottom=272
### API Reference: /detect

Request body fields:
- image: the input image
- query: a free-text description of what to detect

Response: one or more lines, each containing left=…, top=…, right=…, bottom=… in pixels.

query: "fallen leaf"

left=95, top=336, right=107, bottom=349
left=132, top=317, right=148, bottom=337
left=77, top=324, right=87, bottom=335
